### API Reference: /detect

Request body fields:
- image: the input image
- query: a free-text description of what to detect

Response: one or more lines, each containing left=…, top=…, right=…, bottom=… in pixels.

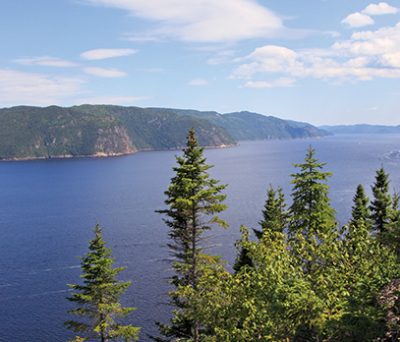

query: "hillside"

left=320, top=124, right=400, bottom=134
left=0, top=105, right=328, bottom=160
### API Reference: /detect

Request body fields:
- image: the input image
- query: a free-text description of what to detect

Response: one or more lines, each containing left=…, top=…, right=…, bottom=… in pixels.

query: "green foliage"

left=370, top=167, right=392, bottom=235
left=254, top=185, right=287, bottom=239
left=190, top=147, right=400, bottom=342
left=157, top=129, right=228, bottom=341
left=66, top=224, right=140, bottom=342
left=380, top=192, right=400, bottom=257
left=189, top=228, right=322, bottom=341
left=0, top=105, right=328, bottom=160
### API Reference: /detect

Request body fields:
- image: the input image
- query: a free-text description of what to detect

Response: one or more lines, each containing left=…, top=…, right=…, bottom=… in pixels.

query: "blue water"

left=0, top=134, right=400, bottom=341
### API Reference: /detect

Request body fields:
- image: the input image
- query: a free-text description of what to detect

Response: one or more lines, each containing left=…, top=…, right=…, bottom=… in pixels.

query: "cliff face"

left=93, top=126, right=136, bottom=157
left=0, top=106, right=137, bottom=160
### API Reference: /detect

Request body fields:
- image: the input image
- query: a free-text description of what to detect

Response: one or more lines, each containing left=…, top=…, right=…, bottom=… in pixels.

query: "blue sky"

left=1, top=0, right=400, bottom=125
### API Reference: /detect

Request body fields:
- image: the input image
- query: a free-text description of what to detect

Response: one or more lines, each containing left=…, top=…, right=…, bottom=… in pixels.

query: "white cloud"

left=244, top=78, right=295, bottom=89
left=232, top=22, right=400, bottom=84
left=342, top=12, right=374, bottom=28
left=77, top=95, right=147, bottom=105
left=342, top=3, right=398, bottom=28
left=85, top=0, right=283, bottom=42
left=232, top=45, right=303, bottom=79
left=80, top=48, right=137, bottom=60
left=0, top=69, right=83, bottom=106
left=188, top=78, right=209, bottom=86
left=14, top=56, right=77, bottom=67
left=363, top=2, right=398, bottom=16
left=83, top=66, right=127, bottom=77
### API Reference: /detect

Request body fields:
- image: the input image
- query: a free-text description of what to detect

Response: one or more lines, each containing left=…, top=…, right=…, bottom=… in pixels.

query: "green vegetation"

left=153, top=133, right=400, bottom=341
left=156, top=129, right=228, bottom=341
left=0, top=105, right=328, bottom=160
left=66, top=224, right=140, bottom=342
left=63, top=129, right=400, bottom=341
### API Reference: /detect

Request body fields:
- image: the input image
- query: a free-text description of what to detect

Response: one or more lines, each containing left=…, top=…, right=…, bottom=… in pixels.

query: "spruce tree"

left=350, top=184, right=371, bottom=227
left=254, top=185, right=287, bottom=239
left=346, top=184, right=372, bottom=249
left=288, top=147, right=342, bottom=340
left=65, top=224, right=140, bottom=342
left=289, top=146, right=336, bottom=240
left=381, top=192, right=400, bottom=257
left=157, top=128, right=228, bottom=341
left=370, top=167, right=392, bottom=235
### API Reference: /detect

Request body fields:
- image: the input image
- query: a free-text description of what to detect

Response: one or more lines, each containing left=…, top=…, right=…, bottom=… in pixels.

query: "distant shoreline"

left=0, top=143, right=237, bottom=162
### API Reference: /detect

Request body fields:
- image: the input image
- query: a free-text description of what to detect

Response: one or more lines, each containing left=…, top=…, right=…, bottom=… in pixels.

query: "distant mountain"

left=0, top=105, right=328, bottom=160
left=320, top=124, right=400, bottom=134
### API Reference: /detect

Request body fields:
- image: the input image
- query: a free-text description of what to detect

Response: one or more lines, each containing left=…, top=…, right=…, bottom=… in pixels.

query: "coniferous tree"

left=288, top=147, right=345, bottom=340
left=381, top=192, right=400, bottom=257
left=289, top=146, right=336, bottom=240
left=254, top=186, right=287, bottom=239
left=370, top=167, right=392, bottom=235
left=346, top=184, right=372, bottom=250
left=66, top=224, right=140, bottom=342
left=336, top=184, right=397, bottom=341
left=157, top=128, right=228, bottom=341
left=350, top=184, right=371, bottom=227
left=235, top=186, right=288, bottom=272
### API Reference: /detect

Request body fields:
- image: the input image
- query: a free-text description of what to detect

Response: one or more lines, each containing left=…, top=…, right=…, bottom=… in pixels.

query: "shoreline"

left=0, top=143, right=237, bottom=162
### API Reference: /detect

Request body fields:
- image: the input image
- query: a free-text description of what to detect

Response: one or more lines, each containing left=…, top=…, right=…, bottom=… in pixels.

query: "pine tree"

left=254, top=185, right=287, bottom=239
left=65, top=224, right=140, bottom=342
left=346, top=184, right=372, bottom=250
left=381, top=192, right=400, bottom=257
left=289, top=146, right=336, bottom=240
left=288, top=147, right=343, bottom=340
left=235, top=186, right=287, bottom=272
left=157, top=128, right=228, bottom=341
left=370, top=167, right=392, bottom=235
left=350, top=184, right=371, bottom=227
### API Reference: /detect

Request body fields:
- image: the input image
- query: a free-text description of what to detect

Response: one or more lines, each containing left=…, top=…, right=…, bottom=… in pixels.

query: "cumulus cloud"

left=85, top=0, right=283, bottom=42
left=188, top=78, right=209, bottom=86
left=14, top=56, right=77, bottom=67
left=363, top=2, right=398, bottom=16
left=80, top=48, right=137, bottom=60
left=83, top=66, right=127, bottom=77
left=342, top=13, right=374, bottom=28
left=232, top=22, right=400, bottom=85
left=0, top=69, right=83, bottom=106
left=342, top=2, right=398, bottom=28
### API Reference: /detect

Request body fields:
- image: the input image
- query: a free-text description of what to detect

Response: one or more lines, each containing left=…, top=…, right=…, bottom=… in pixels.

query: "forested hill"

left=320, top=124, right=400, bottom=134
left=0, top=105, right=328, bottom=160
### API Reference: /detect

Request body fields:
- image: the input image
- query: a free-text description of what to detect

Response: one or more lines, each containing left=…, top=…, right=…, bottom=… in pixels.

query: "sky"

left=1, top=1, right=400, bottom=125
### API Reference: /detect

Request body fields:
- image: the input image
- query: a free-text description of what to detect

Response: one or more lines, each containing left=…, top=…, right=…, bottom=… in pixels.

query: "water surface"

left=0, top=134, right=399, bottom=341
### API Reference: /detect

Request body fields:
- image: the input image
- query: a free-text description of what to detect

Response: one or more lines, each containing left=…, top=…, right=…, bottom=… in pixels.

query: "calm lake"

left=1, top=134, right=400, bottom=341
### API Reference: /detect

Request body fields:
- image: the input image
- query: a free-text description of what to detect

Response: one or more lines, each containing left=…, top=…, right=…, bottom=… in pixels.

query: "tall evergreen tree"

left=288, top=147, right=343, bottom=340
left=65, top=224, right=139, bottom=342
left=157, top=128, right=228, bottom=341
left=289, top=146, right=336, bottom=240
left=370, top=167, right=392, bottom=235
